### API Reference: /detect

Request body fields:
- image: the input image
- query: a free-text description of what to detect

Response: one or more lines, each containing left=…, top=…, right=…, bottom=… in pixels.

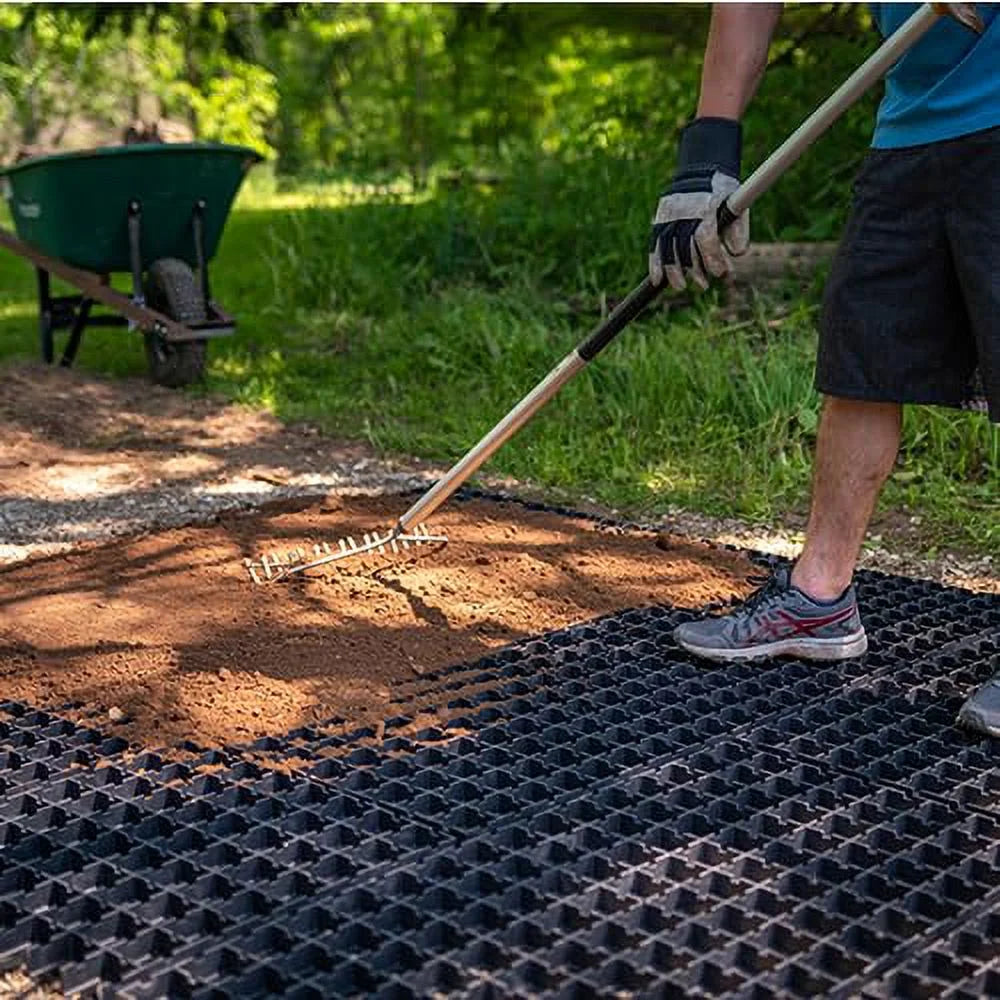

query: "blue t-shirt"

left=870, top=3, right=1000, bottom=148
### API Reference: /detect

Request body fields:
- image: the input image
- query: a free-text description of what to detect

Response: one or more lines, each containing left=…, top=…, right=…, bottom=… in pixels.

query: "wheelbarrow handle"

left=395, top=2, right=943, bottom=535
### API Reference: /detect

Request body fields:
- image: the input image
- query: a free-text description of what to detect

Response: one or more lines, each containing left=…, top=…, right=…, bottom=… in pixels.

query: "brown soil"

left=0, top=363, right=376, bottom=485
left=1, top=493, right=753, bottom=752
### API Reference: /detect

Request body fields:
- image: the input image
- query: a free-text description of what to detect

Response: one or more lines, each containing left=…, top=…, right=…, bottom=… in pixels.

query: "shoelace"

left=741, top=573, right=784, bottom=617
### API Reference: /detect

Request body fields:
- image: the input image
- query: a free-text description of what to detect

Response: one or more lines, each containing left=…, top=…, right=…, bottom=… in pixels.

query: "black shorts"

left=818, top=124, right=1000, bottom=422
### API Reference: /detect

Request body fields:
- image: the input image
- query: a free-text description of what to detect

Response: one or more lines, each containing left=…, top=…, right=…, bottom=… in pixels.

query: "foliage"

left=0, top=3, right=878, bottom=233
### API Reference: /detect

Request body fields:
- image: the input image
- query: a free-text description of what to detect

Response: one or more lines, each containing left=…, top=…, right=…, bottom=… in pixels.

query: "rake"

left=244, top=522, right=448, bottom=584
left=245, top=3, right=970, bottom=585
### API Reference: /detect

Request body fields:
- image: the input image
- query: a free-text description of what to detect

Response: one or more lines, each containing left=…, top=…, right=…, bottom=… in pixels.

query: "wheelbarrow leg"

left=127, top=200, right=145, bottom=312
left=192, top=199, right=211, bottom=313
left=36, top=267, right=54, bottom=364
left=60, top=298, right=92, bottom=368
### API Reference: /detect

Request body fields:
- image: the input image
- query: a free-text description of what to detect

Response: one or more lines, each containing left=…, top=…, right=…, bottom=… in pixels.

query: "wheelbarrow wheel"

left=143, top=258, right=207, bottom=387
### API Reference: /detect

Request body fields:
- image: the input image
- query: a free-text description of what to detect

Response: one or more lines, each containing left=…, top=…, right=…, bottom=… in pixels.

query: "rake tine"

left=415, top=522, right=447, bottom=543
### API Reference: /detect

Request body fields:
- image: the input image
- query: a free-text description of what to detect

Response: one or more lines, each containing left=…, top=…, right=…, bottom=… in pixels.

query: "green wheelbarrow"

left=0, top=142, right=262, bottom=386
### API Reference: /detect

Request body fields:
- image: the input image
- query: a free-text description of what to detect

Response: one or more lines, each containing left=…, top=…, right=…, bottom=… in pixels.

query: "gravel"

left=0, top=969, right=64, bottom=1000
left=0, top=463, right=433, bottom=563
left=652, top=505, right=997, bottom=594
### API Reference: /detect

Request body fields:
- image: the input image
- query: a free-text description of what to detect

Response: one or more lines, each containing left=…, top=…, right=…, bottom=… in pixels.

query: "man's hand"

left=648, top=117, right=750, bottom=291
left=933, top=3, right=984, bottom=34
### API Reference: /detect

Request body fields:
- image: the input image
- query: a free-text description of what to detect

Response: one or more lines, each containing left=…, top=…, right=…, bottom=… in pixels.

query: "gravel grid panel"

left=1, top=499, right=998, bottom=998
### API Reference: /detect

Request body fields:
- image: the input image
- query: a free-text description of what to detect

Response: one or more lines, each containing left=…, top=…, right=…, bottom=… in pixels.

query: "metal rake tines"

left=243, top=523, right=448, bottom=584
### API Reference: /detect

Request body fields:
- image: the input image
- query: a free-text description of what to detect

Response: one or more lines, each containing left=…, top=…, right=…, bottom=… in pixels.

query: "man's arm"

left=697, top=3, right=783, bottom=120
left=648, top=3, right=781, bottom=289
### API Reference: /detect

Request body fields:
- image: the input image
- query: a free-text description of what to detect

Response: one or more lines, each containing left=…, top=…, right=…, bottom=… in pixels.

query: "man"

left=651, top=4, right=1000, bottom=734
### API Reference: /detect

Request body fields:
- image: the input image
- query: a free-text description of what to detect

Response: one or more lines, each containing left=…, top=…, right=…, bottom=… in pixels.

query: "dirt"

left=0, top=363, right=750, bottom=753
left=0, top=363, right=371, bottom=479
left=0, top=492, right=754, bottom=752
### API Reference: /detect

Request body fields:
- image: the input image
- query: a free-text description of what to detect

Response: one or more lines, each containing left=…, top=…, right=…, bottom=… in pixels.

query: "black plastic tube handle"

left=576, top=277, right=660, bottom=362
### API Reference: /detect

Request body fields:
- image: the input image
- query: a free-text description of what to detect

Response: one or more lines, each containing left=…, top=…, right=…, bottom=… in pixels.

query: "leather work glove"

left=648, top=117, right=750, bottom=291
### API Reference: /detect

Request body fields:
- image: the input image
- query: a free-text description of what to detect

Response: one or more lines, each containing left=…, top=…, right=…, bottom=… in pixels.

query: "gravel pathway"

left=657, top=505, right=996, bottom=593
left=0, top=465, right=432, bottom=562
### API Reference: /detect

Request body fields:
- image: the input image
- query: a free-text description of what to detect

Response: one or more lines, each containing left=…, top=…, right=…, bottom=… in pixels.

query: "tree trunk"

left=19, top=29, right=40, bottom=147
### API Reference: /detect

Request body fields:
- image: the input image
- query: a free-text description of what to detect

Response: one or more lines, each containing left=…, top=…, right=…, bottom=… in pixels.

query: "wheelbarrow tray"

left=1, top=142, right=261, bottom=273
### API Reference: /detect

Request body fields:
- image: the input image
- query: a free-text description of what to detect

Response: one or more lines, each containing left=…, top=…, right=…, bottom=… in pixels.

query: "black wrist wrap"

left=674, top=116, right=742, bottom=183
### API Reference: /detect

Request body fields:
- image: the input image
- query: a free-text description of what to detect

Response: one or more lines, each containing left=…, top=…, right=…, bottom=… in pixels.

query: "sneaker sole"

left=955, top=707, right=1000, bottom=739
left=676, top=630, right=868, bottom=663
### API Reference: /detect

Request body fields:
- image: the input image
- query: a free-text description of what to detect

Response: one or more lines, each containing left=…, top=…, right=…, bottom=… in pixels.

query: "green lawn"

left=1, top=179, right=996, bottom=559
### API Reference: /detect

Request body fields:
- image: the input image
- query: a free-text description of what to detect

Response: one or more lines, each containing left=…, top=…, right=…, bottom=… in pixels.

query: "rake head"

left=244, top=523, right=448, bottom=584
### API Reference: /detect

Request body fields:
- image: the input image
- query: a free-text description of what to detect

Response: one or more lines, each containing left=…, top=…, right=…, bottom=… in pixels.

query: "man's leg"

left=791, top=396, right=902, bottom=602
left=672, top=394, right=891, bottom=662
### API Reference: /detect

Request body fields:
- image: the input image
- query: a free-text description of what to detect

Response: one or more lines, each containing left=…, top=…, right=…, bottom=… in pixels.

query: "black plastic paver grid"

left=1, top=565, right=998, bottom=999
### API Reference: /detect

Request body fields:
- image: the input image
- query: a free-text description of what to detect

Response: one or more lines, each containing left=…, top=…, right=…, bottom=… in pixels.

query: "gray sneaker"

left=956, top=675, right=1000, bottom=737
left=674, top=566, right=868, bottom=663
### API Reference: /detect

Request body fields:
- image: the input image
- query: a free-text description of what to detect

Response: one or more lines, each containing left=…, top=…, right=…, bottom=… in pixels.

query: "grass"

left=0, top=161, right=996, bottom=559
